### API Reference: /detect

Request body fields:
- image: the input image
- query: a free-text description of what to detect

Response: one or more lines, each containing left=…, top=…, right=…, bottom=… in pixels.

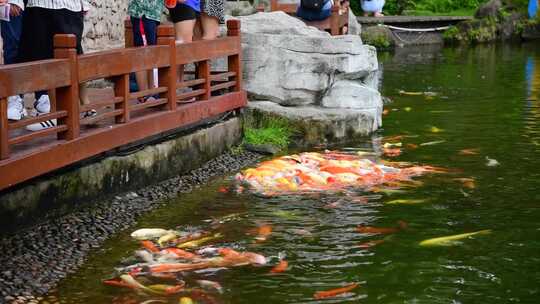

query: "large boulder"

left=237, top=12, right=379, bottom=106
left=248, top=101, right=379, bottom=145
left=475, top=0, right=502, bottom=19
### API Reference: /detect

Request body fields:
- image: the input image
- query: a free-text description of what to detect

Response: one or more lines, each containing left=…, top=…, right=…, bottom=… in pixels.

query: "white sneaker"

left=7, top=96, right=27, bottom=121
left=26, top=119, right=57, bottom=132
left=34, top=94, right=51, bottom=114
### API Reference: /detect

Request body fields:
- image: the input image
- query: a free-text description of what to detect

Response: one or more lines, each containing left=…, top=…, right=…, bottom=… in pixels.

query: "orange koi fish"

left=459, top=148, right=480, bottom=155
left=453, top=177, right=476, bottom=189
left=313, top=283, right=359, bottom=299
left=141, top=240, right=160, bottom=253
left=270, top=260, right=289, bottom=273
left=160, top=248, right=200, bottom=260
left=358, top=239, right=385, bottom=249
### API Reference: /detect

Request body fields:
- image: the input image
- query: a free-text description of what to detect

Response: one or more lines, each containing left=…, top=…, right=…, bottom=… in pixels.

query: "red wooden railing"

left=0, top=20, right=246, bottom=191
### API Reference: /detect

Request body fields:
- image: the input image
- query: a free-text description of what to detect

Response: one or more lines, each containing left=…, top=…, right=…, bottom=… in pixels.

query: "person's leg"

left=53, top=9, right=92, bottom=110
left=131, top=16, right=150, bottom=96
left=169, top=3, right=197, bottom=94
left=2, top=15, right=27, bottom=120
left=199, top=13, right=219, bottom=40
left=142, top=17, right=159, bottom=90
left=18, top=7, right=53, bottom=113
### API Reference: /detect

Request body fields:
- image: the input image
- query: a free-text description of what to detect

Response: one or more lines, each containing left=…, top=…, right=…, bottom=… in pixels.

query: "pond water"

left=50, top=42, right=540, bottom=303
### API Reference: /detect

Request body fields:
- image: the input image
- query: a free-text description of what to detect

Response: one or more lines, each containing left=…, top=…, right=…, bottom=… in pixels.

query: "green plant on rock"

left=242, top=114, right=296, bottom=149
left=443, top=26, right=460, bottom=41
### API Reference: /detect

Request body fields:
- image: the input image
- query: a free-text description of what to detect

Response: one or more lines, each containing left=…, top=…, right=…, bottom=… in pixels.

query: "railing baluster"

left=227, top=20, right=242, bottom=92
left=125, top=19, right=134, bottom=48
left=197, top=60, right=211, bottom=100
left=54, top=34, right=80, bottom=140
left=157, top=25, right=177, bottom=111
left=114, top=74, right=130, bottom=123
left=330, top=5, right=340, bottom=36
left=0, top=97, right=9, bottom=159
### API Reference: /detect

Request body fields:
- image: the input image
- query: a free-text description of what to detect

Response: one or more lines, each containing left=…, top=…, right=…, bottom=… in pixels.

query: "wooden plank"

left=0, top=59, right=71, bottom=97
left=177, top=89, right=206, bottom=101
left=130, top=98, right=168, bottom=112
left=177, top=78, right=206, bottom=89
left=0, top=98, right=8, bottom=159
left=80, top=96, right=123, bottom=112
left=129, top=86, right=168, bottom=100
left=0, top=91, right=247, bottom=190
left=211, top=81, right=236, bottom=92
left=78, top=46, right=170, bottom=82
left=211, top=72, right=236, bottom=82
left=9, top=125, right=68, bottom=145
left=81, top=109, right=124, bottom=125
left=9, top=111, right=68, bottom=130
left=174, top=37, right=240, bottom=65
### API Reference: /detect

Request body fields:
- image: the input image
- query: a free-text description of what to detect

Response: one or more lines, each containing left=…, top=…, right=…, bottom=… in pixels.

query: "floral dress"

left=201, top=0, right=225, bottom=23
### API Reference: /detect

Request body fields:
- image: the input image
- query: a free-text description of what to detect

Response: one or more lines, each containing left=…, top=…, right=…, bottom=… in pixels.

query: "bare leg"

left=79, top=83, right=90, bottom=106
left=174, top=20, right=196, bottom=99
left=199, top=13, right=219, bottom=40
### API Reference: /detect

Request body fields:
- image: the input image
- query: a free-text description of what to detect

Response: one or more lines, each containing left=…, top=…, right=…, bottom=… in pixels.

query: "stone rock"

left=243, top=143, right=281, bottom=155
left=225, top=1, right=257, bottom=16
left=348, top=10, right=362, bottom=36
left=361, top=26, right=394, bottom=49
left=236, top=12, right=378, bottom=106
left=248, top=101, right=380, bottom=145
left=522, top=22, right=540, bottom=40
left=475, top=0, right=502, bottom=19
left=322, top=80, right=381, bottom=108
left=498, top=12, right=523, bottom=40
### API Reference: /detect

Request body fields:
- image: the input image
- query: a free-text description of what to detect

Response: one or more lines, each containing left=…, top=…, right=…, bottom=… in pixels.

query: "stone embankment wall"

left=83, top=0, right=128, bottom=52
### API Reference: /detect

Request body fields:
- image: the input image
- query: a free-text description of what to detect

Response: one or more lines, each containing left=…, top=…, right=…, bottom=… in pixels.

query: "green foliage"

left=351, top=0, right=489, bottom=16
left=243, top=114, right=296, bottom=149
left=442, top=25, right=460, bottom=41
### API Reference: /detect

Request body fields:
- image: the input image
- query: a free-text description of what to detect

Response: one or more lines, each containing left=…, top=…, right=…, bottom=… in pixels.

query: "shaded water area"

left=49, top=43, right=540, bottom=303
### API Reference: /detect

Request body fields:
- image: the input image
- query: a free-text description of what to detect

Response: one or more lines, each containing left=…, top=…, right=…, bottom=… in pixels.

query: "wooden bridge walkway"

left=0, top=20, right=246, bottom=191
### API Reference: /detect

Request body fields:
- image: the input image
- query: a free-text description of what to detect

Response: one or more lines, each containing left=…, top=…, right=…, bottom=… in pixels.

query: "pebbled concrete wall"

left=0, top=117, right=242, bottom=232
left=83, top=0, right=129, bottom=52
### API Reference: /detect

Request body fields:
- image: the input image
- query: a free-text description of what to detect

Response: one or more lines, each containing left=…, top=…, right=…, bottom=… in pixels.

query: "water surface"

left=51, top=42, right=540, bottom=303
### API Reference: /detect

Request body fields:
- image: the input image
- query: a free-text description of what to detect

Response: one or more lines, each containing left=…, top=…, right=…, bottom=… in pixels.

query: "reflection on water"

left=49, top=42, right=540, bottom=303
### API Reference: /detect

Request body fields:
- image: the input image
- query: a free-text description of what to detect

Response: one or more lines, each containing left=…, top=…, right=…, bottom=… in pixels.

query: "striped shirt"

left=26, top=0, right=90, bottom=12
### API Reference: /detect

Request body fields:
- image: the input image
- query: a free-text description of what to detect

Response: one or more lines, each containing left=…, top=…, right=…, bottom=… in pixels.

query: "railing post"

left=0, top=97, right=9, bottom=159
left=270, top=0, right=278, bottom=11
left=114, top=74, right=130, bottom=123
left=197, top=60, right=211, bottom=100
left=227, top=19, right=242, bottom=92
left=157, top=25, right=177, bottom=110
left=125, top=18, right=134, bottom=48
left=54, top=34, right=80, bottom=140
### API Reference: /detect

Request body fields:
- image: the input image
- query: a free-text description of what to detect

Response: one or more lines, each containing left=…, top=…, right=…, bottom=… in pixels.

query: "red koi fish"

left=313, top=283, right=359, bottom=299
left=357, top=220, right=407, bottom=234
left=270, top=260, right=288, bottom=273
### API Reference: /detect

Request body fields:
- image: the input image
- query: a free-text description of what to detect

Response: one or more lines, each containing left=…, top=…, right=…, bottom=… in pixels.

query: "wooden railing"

left=0, top=20, right=246, bottom=191
left=268, top=0, right=349, bottom=36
